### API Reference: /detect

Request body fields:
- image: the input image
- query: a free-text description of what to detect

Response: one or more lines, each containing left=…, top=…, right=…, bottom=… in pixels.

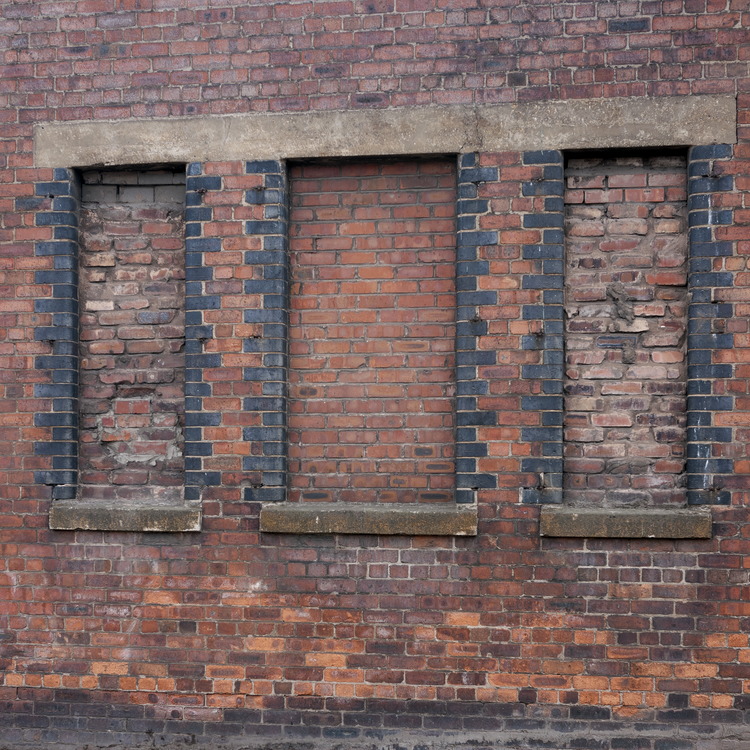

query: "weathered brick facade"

left=1, top=2, right=750, bottom=749
left=78, top=168, right=186, bottom=504
left=564, top=154, right=689, bottom=508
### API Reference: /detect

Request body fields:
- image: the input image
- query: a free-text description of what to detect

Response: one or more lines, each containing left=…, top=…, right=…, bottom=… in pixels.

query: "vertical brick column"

left=519, top=150, right=565, bottom=504
left=184, top=163, right=223, bottom=503
left=33, top=169, right=81, bottom=500
left=242, top=160, right=288, bottom=503
left=453, top=154, right=499, bottom=504
left=686, top=144, right=735, bottom=505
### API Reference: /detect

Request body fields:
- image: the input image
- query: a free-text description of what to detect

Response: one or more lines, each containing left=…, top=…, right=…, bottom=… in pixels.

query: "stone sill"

left=539, top=506, right=712, bottom=539
left=260, top=502, right=477, bottom=536
left=49, top=500, right=202, bottom=532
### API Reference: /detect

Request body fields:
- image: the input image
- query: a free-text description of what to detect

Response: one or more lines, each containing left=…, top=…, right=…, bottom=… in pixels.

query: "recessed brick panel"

left=288, top=159, right=456, bottom=503
left=564, top=154, right=688, bottom=507
left=78, top=169, right=186, bottom=503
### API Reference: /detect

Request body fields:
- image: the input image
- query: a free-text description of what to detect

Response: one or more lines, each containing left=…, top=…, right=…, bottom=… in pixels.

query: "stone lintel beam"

left=539, top=506, right=712, bottom=539
left=49, top=500, right=202, bottom=532
left=260, top=502, right=478, bottom=536
left=35, top=96, right=736, bottom=168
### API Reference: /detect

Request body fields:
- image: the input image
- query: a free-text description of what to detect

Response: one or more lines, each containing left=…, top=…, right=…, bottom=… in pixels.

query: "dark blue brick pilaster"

left=33, top=169, right=81, bottom=499
left=242, top=160, right=288, bottom=503
left=183, top=163, right=220, bottom=499
left=519, top=150, right=564, bottom=504
left=454, top=154, right=499, bottom=503
left=686, top=145, right=734, bottom=506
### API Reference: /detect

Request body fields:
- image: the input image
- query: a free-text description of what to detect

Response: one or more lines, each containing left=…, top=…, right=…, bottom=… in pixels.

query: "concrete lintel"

left=260, top=502, right=478, bottom=536
left=49, top=500, right=202, bottom=532
left=539, top=506, right=712, bottom=539
left=34, top=96, right=736, bottom=168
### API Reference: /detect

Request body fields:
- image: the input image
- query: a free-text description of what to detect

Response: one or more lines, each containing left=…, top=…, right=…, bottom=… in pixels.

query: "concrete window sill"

left=49, top=500, right=202, bottom=532
left=260, top=502, right=477, bottom=536
left=539, top=506, right=712, bottom=539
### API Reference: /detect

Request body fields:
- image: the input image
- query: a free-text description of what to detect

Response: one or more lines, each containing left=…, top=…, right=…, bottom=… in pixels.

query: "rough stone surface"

left=49, top=499, right=201, bottom=532
left=260, top=501, right=477, bottom=536
left=539, top=506, right=712, bottom=538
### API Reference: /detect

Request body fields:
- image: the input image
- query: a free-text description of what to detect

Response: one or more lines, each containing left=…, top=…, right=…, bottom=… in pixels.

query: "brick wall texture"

left=2, top=2, right=750, bottom=750
left=79, top=169, right=186, bottom=504
left=288, top=159, right=456, bottom=504
left=564, top=154, right=688, bottom=508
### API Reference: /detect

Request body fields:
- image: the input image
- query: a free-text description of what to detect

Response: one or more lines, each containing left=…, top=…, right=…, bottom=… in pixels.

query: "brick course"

left=2, top=1, right=750, bottom=749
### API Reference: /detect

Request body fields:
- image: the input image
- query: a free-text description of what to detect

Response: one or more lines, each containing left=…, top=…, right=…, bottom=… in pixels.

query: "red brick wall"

left=1, top=2, right=750, bottom=749
left=564, top=154, right=688, bottom=507
left=288, top=159, right=456, bottom=504
left=78, top=169, right=185, bottom=503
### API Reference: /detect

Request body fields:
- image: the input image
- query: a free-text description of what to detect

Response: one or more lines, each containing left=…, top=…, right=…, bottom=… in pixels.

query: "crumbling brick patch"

left=288, top=158, right=457, bottom=503
left=564, top=153, right=688, bottom=507
left=78, top=168, right=186, bottom=503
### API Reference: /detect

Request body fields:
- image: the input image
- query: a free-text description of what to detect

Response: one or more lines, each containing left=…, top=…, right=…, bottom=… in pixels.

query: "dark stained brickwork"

left=4, top=1, right=750, bottom=749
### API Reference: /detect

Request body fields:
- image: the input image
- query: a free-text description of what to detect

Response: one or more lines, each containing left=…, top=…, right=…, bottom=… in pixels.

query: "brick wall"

left=78, top=168, right=185, bottom=503
left=288, top=159, right=456, bottom=504
left=564, top=154, right=688, bottom=508
left=1, top=2, right=750, bottom=749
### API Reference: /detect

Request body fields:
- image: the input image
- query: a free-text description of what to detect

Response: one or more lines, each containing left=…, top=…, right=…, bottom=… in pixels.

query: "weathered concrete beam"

left=539, top=506, right=712, bottom=539
left=260, top=502, right=477, bottom=536
left=49, top=499, right=202, bottom=532
left=35, top=96, right=736, bottom=168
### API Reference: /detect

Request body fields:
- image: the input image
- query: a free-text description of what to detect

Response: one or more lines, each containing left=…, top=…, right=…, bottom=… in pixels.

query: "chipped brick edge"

left=455, top=153, right=500, bottom=504
left=183, top=163, right=223, bottom=504
left=242, top=160, right=289, bottom=503
left=33, top=168, right=81, bottom=501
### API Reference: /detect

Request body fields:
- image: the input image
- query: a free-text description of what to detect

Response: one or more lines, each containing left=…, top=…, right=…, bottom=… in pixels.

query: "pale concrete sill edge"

left=49, top=500, right=202, bottom=532
left=260, top=502, right=478, bottom=536
left=539, top=506, right=713, bottom=539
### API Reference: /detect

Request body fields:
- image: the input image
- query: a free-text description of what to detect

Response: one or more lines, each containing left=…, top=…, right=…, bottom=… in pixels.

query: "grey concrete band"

left=539, top=506, right=712, bottom=538
left=50, top=500, right=202, bottom=532
left=260, top=502, right=478, bottom=536
left=35, top=96, right=736, bottom=168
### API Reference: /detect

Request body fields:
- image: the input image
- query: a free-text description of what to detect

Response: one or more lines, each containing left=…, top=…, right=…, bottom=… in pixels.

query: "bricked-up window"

left=288, top=159, right=456, bottom=503
left=78, top=169, right=185, bottom=504
left=564, top=153, right=688, bottom=507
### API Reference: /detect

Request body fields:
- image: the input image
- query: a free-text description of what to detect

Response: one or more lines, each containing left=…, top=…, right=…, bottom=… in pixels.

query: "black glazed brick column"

left=454, top=153, right=499, bottom=504
left=33, top=169, right=81, bottom=500
left=520, top=150, right=565, bottom=504
left=242, top=160, right=289, bottom=503
left=686, top=144, right=735, bottom=506
left=184, top=163, right=222, bottom=502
